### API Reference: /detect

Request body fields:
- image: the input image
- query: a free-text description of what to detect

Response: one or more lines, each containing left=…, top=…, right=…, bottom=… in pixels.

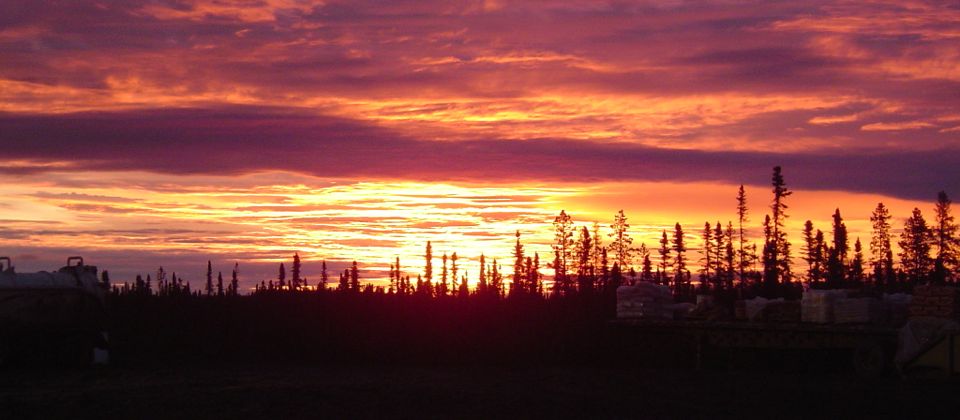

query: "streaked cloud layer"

left=1, top=0, right=958, bottom=285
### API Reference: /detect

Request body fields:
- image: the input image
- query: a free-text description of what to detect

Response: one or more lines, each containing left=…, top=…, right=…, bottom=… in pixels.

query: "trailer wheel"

left=852, top=341, right=888, bottom=378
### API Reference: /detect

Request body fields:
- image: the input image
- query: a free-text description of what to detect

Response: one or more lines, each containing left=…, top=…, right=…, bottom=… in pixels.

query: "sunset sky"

left=1, top=0, right=958, bottom=288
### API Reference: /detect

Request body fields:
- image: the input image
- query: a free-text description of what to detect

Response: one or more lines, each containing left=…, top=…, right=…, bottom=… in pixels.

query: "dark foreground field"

left=3, top=364, right=960, bottom=419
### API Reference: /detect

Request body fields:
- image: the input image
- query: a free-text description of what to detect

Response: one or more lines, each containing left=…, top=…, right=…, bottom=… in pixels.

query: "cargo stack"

left=616, top=282, right=674, bottom=319
left=833, top=297, right=884, bottom=324
left=801, top=289, right=848, bottom=324
left=909, top=285, right=960, bottom=320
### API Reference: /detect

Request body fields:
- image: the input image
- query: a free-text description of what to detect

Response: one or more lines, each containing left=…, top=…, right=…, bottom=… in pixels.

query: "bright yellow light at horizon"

left=0, top=170, right=941, bottom=289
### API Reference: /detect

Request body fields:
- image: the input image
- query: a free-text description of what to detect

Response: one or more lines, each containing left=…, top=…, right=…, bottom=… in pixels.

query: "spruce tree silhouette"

left=850, top=238, right=865, bottom=285
left=292, top=253, right=302, bottom=291
left=826, top=209, right=848, bottom=288
left=713, top=222, right=725, bottom=290
left=639, top=244, right=654, bottom=283
left=870, top=203, right=895, bottom=288
left=511, top=231, right=525, bottom=297
left=932, top=191, right=959, bottom=284
left=658, top=230, right=671, bottom=286
left=762, top=166, right=792, bottom=296
left=350, top=261, right=360, bottom=292
left=206, top=261, right=214, bottom=296
left=899, top=208, right=933, bottom=285
left=673, top=223, right=687, bottom=297
left=320, top=260, right=329, bottom=291
left=736, top=185, right=750, bottom=288
left=552, top=210, right=574, bottom=295
left=609, top=210, right=634, bottom=270
left=441, top=252, right=449, bottom=297
left=450, top=252, right=459, bottom=294
left=424, top=241, right=433, bottom=288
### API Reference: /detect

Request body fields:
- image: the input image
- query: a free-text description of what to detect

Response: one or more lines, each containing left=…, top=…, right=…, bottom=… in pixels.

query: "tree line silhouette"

left=101, top=166, right=958, bottom=367
left=108, top=166, right=959, bottom=302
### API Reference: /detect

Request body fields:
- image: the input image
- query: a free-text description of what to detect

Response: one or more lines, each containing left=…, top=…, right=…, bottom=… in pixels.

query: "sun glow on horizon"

left=0, top=170, right=941, bottom=290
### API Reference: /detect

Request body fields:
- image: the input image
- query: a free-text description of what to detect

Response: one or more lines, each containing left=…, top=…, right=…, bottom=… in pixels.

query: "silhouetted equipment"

left=614, top=283, right=904, bottom=377
left=0, top=256, right=109, bottom=365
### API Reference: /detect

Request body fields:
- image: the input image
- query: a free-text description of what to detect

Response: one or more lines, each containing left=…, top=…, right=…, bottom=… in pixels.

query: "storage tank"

left=0, top=257, right=109, bottom=365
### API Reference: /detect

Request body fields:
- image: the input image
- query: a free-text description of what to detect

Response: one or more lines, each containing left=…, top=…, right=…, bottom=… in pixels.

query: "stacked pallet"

left=834, top=298, right=884, bottom=324
left=909, top=285, right=960, bottom=320
left=801, top=289, right=848, bottom=324
left=616, top=282, right=674, bottom=319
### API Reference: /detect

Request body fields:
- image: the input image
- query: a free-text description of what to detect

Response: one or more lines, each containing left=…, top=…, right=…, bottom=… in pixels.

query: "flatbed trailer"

left=610, top=318, right=899, bottom=377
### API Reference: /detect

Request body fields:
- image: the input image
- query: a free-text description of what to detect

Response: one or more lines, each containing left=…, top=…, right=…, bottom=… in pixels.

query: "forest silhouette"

left=101, top=166, right=959, bottom=367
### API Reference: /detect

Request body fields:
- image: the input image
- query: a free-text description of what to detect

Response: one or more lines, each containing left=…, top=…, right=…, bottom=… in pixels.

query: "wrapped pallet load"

left=801, top=289, right=848, bottom=324
left=833, top=297, right=884, bottom=324
left=616, top=282, right=674, bottom=319
left=744, top=297, right=784, bottom=322
left=909, top=285, right=960, bottom=320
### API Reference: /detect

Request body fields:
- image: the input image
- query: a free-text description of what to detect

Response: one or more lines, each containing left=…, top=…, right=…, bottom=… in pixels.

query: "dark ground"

left=3, top=363, right=960, bottom=419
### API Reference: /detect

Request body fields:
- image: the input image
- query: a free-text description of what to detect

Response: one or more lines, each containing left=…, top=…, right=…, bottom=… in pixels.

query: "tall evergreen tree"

left=639, top=244, right=653, bottom=282
left=826, top=209, right=848, bottom=288
left=512, top=231, right=525, bottom=296
left=278, top=262, right=286, bottom=290
left=450, top=252, right=459, bottom=292
left=609, top=210, right=635, bottom=270
left=478, top=254, right=487, bottom=294
left=899, top=208, right=933, bottom=284
left=802, top=220, right=818, bottom=284
left=736, top=185, right=750, bottom=287
left=350, top=261, right=360, bottom=291
left=424, top=241, right=433, bottom=285
left=292, top=253, right=302, bottom=291
left=869, top=203, right=895, bottom=286
left=932, top=191, right=959, bottom=284
left=658, top=230, right=672, bottom=285
left=231, top=263, right=239, bottom=295
left=673, top=223, right=688, bottom=295
left=490, top=260, right=502, bottom=297
left=205, top=261, right=213, bottom=296
left=320, top=260, right=328, bottom=291
left=812, top=229, right=826, bottom=285
left=533, top=253, right=542, bottom=295
left=574, top=226, right=592, bottom=276
left=764, top=166, right=792, bottom=293
left=441, top=252, right=449, bottom=297
left=552, top=210, right=574, bottom=293
left=851, top=238, right=865, bottom=285
left=217, top=272, right=224, bottom=296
